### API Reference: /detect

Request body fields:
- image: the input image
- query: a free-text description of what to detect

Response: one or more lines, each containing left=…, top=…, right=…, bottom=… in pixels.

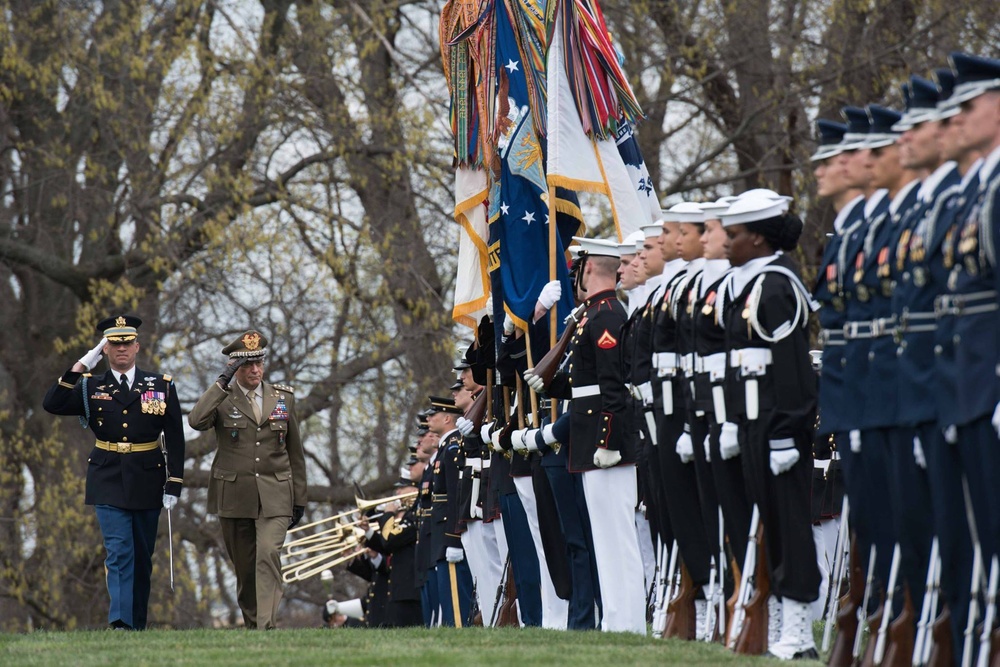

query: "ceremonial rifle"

left=664, top=562, right=698, bottom=640
left=977, top=556, right=999, bottom=667
left=823, top=496, right=851, bottom=653
left=734, top=517, right=770, bottom=655
left=914, top=538, right=941, bottom=666
left=884, top=585, right=916, bottom=667
left=727, top=504, right=759, bottom=649
left=829, top=534, right=863, bottom=667
left=874, top=543, right=903, bottom=664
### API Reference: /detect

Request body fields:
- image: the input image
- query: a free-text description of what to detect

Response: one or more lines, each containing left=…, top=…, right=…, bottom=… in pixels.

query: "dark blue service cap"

left=894, top=75, right=943, bottom=130
left=839, top=106, right=871, bottom=149
left=865, top=105, right=903, bottom=149
left=810, top=119, right=848, bottom=162
left=942, top=52, right=1000, bottom=110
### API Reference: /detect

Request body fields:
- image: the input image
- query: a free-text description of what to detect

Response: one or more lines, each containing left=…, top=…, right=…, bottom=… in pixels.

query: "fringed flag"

left=546, top=0, right=660, bottom=240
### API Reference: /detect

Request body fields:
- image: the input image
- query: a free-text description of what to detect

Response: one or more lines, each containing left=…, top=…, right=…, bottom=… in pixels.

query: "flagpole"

left=547, top=185, right=558, bottom=425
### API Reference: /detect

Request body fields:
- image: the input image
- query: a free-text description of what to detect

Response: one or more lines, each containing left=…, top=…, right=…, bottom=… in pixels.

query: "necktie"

left=249, top=389, right=261, bottom=423
left=120, top=373, right=129, bottom=392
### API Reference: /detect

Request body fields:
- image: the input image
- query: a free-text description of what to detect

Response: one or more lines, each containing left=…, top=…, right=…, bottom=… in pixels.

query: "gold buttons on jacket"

left=122, top=423, right=128, bottom=428
left=122, top=410, right=127, bottom=415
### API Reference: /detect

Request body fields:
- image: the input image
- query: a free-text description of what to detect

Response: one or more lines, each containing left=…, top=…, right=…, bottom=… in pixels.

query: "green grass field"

left=0, top=626, right=829, bottom=666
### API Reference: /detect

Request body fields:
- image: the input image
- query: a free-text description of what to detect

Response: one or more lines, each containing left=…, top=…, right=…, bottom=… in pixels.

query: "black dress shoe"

left=109, top=620, right=133, bottom=630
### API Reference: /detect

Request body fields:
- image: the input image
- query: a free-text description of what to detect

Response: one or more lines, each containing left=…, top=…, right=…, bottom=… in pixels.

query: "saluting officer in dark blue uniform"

left=43, top=315, right=184, bottom=630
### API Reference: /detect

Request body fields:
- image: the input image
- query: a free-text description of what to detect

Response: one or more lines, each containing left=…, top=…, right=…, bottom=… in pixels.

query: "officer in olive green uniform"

left=188, top=331, right=307, bottom=629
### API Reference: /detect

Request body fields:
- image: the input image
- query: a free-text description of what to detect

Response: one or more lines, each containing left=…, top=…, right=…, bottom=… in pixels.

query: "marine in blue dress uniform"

left=43, top=315, right=184, bottom=630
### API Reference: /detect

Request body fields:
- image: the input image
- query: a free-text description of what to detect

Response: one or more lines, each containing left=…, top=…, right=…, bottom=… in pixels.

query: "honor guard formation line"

left=35, top=6, right=1000, bottom=665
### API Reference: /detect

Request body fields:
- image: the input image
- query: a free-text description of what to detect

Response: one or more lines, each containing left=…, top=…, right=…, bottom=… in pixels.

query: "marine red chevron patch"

left=596, top=330, right=618, bottom=349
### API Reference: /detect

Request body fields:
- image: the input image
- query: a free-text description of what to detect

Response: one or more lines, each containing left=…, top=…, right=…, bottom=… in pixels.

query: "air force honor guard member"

left=43, top=315, right=185, bottom=630
left=188, top=331, right=307, bottom=629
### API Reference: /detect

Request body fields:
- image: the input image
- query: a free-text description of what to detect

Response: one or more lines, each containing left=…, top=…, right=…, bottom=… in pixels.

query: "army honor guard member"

left=43, top=315, right=185, bottom=630
left=188, top=331, right=307, bottom=629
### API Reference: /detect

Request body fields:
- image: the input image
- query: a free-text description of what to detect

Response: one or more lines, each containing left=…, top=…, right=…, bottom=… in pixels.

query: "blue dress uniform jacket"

left=43, top=367, right=185, bottom=509
left=947, top=152, right=1000, bottom=426
left=547, top=289, right=631, bottom=473
left=859, top=180, right=921, bottom=429
left=431, top=430, right=465, bottom=560
left=813, top=197, right=865, bottom=435
left=892, top=165, right=962, bottom=425
left=841, top=192, right=889, bottom=429
left=933, top=167, right=983, bottom=428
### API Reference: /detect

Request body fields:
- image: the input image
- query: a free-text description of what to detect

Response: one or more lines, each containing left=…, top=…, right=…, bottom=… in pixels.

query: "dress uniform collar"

left=962, top=158, right=984, bottom=190
left=833, top=195, right=864, bottom=234
left=979, top=143, right=1000, bottom=187
left=700, top=259, right=731, bottom=296
left=917, top=161, right=958, bottom=203
left=584, top=289, right=618, bottom=308
left=625, top=284, right=649, bottom=316
left=864, top=189, right=889, bottom=218
left=660, top=257, right=687, bottom=285
left=888, top=178, right=920, bottom=216
left=114, top=366, right=137, bottom=389
left=730, top=254, right=779, bottom=297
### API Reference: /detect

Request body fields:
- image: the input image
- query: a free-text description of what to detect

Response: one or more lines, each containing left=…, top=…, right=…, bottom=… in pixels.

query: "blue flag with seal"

left=487, top=0, right=581, bottom=343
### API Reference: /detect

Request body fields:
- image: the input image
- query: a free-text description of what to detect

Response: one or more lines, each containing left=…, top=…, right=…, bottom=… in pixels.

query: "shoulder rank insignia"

left=596, top=330, right=618, bottom=349
left=162, top=374, right=172, bottom=382
left=273, top=383, right=294, bottom=393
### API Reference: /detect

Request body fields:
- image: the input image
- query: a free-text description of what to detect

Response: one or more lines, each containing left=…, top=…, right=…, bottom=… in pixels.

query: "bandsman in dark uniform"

left=187, top=331, right=306, bottom=629
left=43, top=315, right=185, bottom=630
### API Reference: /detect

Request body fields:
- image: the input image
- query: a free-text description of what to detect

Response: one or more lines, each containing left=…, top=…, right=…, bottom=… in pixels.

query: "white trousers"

left=461, top=519, right=506, bottom=626
left=582, top=465, right=647, bottom=634
left=514, top=475, right=568, bottom=629
left=811, top=517, right=840, bottom=621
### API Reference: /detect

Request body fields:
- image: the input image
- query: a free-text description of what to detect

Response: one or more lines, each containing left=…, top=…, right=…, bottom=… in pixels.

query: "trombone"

left=280, top=490, right=418, bottom=582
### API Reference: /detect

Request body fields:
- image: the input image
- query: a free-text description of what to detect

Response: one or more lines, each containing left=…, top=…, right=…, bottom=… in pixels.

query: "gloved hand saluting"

left=217, top=356, right=246, bottom=390
left=78, top=337, right=109, bottom=371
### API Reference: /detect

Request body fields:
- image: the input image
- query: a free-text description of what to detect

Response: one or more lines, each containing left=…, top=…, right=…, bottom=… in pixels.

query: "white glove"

left=536, top=280, right=562, bottom=310
left=523, top=368, right=545, bottom=393
left=944, top=424, right=958, bottom=445
left=490, top=427, right=504, bottom=453
left=638, top=381, right=653, bottom=408
left=849, top=429, right=862, bottom=453
left=540, top=423, right=558, bottom=445
left=511, top=428, right=529, bottom=452
left=480, top=422, right=494, bottom=444
left=593, top=448, right=622, bottom=468
left=913, top=435, right=927, bottom=470
left=703, top=433, right=711, bottom=463
left=484, top=295, right=494, bottom=320
left=769, top=439, right=800, bottom=475
left=503, top=313, right=516, bottom=336
left=719, top=422, right=740, bottom=460
left=993, top=403, right=1000, bottom=438
left=521, top=428, right=541, bottom=452
left=456, top=416, right=474, bottom=437
left=162, top=493, right=178, bottom=511
left=676, top=432, right=694, bottom=463
left=534, top=280, right=562, bottom=322
left=78, top=337, right=108, bottom=371
left=445, top=547, right=465, bottom=563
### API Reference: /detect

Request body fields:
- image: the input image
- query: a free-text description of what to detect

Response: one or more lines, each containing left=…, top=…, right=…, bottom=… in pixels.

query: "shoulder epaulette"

left=162, top=374, right=172, bottom=382
left=273, top=383, right=294, bottom=393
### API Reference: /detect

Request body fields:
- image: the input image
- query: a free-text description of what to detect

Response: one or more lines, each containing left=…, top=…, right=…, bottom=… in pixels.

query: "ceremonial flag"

left=452, top=168, right=491, bottom=329
left=545, top=0, right=661, bottom=240
left=488, top=0, right=580, bottom=333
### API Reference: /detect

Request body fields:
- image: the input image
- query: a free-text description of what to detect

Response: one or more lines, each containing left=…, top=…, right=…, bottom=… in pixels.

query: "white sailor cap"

left=663, top=202, right=705, bottom=224
left=619, top=230, right=645, bottom=255
left=640, top=221, right=664, bottom=239
left=720, top=194, right=789, bottom=227
left=699, top=200, right=731, bottom=219
left=571, top=236, right=621, bottom=258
